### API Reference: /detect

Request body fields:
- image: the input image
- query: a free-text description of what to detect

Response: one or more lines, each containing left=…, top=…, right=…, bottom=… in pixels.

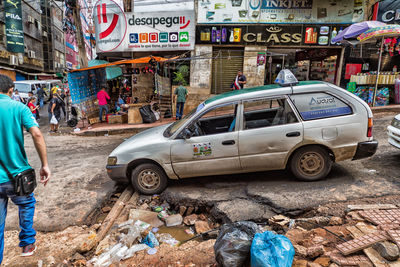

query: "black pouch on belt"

left=0, top=159, right=37, bottom=196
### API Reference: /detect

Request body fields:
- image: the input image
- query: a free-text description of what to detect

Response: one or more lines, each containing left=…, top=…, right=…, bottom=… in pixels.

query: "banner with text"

left=93, top=0, right=195, bottom=52
left=197, top=0, right=364, bottom=24
left=4, top=0, right=24, bottom=53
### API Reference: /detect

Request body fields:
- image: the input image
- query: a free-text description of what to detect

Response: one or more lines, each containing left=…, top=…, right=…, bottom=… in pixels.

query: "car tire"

left=290, top=146, right=332, bottom=181
left=131, top=163, right=168, bottom=195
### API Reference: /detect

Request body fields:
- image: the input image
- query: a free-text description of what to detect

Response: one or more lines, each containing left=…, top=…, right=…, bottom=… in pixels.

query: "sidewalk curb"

left=71, top=126, right=151, bottom=136
left=371, top=106, right=400, bottom=115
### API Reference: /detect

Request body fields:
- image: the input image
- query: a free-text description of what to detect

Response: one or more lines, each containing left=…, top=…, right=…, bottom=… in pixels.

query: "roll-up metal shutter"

left=212, top=47, right=244, bottom=94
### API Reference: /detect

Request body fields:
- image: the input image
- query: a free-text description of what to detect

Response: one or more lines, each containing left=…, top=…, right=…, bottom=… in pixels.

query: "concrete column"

left=190, top=45, right=213, bottom=94
left=243, top=46, right=266, bottom=88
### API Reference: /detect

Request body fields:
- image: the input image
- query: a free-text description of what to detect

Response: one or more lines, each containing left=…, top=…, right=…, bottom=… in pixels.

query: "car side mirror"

left=181, top=128, right=192, bottom=140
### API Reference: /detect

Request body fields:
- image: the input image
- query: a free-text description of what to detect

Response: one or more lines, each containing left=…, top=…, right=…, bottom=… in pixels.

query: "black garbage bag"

left=163, top=108, right=172, bottom=118
left=214, top=221, right=261, bottom=267
left=139, top=105, right=156, bottom=123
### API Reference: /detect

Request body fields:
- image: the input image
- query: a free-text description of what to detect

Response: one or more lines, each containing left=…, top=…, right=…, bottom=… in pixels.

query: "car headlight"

left=107, top=157, right=117, bottom=166
left=391, top=118, right=400, bottom=129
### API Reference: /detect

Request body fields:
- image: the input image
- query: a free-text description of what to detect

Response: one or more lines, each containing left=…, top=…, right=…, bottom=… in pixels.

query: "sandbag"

left=250, top=231, right=295, bottom=267
left=214, top=221, right=260, bottom=267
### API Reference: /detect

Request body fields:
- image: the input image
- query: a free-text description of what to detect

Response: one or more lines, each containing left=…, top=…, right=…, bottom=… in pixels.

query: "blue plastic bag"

left=250, top=231, right=295, bottom=267
left=142, top=232, right=159, bottom=248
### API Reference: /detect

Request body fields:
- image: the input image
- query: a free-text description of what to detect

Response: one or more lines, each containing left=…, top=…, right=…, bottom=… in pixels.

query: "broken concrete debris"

left=372, top=241, right=400, bottom=261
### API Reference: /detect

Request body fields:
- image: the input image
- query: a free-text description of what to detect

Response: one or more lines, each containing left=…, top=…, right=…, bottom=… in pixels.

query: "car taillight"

left=367, top=117, right=373, bottom=137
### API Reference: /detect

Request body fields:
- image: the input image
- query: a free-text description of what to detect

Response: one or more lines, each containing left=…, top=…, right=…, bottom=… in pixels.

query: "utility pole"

left=73, top=4, right=88, bottom=68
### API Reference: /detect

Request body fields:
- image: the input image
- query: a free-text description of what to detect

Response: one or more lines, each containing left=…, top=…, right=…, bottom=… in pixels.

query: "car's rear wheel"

left=131, top=163, right=167, bottom=195
left=290, top=146, right=332, bottom=181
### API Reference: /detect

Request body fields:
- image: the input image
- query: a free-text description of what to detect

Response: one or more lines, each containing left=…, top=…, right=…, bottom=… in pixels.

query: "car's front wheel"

left=289, top=146, right=332, bottom=181
left=131, top=163, right=167, bottom=195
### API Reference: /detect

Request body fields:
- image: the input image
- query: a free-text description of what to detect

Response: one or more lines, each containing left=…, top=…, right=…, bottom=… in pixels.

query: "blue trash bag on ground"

left=250, top=231, right=295, bottom=267
left=214, top=221, right=261, bottom=267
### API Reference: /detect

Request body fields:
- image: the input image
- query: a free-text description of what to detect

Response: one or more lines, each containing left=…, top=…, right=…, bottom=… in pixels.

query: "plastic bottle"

left=229, top=29, right=234, bottom=42
left=221, top=28, right=227, bottom=42
left=211, top=27, right=217, bottom=42
left=331, top=27, right=337, bottom=45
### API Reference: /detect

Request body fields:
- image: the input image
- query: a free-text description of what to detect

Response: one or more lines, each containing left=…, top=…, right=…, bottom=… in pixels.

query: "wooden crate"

left=108, top=114, right=128, bottom=124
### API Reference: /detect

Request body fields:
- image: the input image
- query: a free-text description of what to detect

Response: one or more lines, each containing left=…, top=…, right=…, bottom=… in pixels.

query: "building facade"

left=0, top=0, right=45, bottom=80
left=41, top=0, right=66, bottom=75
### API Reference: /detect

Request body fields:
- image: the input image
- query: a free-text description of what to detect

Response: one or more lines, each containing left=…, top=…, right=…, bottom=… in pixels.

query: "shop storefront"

left=339, top=0, right=400, bottom=106
left=193, top=0, right=367, bottom=96
left=196, top=24, right=346, bottom=93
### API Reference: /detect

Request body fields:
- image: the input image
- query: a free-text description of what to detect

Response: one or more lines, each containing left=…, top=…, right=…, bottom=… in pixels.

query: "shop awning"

left=88, top=59, right=123, bottom=80
left=69, top=56, right=171, bottom=72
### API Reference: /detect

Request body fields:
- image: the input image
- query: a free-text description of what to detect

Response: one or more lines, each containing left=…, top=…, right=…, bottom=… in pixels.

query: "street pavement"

left=4, top=110, right=400, bottom=231
left=5, top=105, right=127, bottom=231
left=162, top=112, right=400, bottom=222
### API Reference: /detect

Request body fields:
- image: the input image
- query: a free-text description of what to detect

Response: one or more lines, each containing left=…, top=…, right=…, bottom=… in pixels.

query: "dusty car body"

left=107, top=74, right=378, bottom=194
left=388, top=114, right=400, bottom=149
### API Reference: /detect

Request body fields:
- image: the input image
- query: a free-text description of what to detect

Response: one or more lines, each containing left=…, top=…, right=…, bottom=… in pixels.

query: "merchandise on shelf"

left=350, top=86, right=389, bottom=106
left=350, top=72, right=399, bottom=85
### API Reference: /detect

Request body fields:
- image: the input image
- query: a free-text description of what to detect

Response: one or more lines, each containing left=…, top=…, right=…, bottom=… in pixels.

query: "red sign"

left=345, top=64, right=362, bottom=79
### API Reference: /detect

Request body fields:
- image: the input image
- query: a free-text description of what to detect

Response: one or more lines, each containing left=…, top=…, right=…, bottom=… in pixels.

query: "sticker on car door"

left=193, top=143, right=212, bottom=157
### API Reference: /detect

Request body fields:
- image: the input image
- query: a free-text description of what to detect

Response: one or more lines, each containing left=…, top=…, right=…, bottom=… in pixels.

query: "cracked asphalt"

left=162, top=112, right=400, bottom=222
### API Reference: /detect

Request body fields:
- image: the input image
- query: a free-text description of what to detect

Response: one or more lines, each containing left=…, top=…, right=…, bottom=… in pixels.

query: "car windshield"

left=164, top=103, right=205, bottom=137
left=14, top=83, right=31, bottom=93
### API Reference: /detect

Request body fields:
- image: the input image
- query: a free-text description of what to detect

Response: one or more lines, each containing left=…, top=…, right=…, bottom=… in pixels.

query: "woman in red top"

left=28, top=96, right=38, bottom=119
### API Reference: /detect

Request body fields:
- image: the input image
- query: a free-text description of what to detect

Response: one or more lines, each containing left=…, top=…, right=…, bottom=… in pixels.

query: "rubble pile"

left=84, top=192, right=218, bottom=267
left=287, top=205, right=400, bottom=267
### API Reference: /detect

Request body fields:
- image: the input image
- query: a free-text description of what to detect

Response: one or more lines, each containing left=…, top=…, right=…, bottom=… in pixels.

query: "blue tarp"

left=88, top=59, right=122, bottom=80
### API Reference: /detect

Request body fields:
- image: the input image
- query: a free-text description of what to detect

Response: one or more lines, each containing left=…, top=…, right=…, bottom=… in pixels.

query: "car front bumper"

left=388, top=125, right=400, bottom=149
left=106, top=164, right=129, bottom=183
left=352, top=140, right=378, bottom=160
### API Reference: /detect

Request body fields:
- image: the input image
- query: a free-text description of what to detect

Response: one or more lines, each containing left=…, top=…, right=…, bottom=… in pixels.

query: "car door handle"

left=286, top=131, right=301, bottom=137
left=222, top=140, right=235, bottom=145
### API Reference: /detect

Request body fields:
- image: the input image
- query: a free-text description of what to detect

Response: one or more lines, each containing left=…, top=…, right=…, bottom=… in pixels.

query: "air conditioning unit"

left=43, top=31, right=47, bottom=37
left=28, top=50, right=36, bottom=59
left=9, top=55, right=18, bottom=66
left=27, top=16, right=34, bottom=24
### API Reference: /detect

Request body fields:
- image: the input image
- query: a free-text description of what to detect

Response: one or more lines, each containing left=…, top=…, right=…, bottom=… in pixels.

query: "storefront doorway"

left=265, top=48, right=341, bottom=84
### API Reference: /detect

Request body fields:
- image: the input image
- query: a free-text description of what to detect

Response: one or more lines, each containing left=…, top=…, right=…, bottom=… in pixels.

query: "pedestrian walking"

left=56, top=88, right=67, bottom=120
left=36, top=85, right=47, bottom=109
left=0, top=74, right=51, bottom=263
left=174, top=82, right=188, bottom=120
left=48, top=93, right=62, bottom=133
left=27, top=96, right=39, bottom=119
left=11, top=89, right=24, bottom=102
left=97, top=86, right=110, bottom=123
left=395, top=74, right=400, bottom=104
left=233, top=70, right=247, bottom=89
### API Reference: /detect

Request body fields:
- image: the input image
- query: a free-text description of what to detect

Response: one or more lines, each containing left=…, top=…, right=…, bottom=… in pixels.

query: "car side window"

left=187, top=103, right=238, bottom=137
left=289, top=93, right=352, bottom=121
left=243, top=98, right=298, bottom=130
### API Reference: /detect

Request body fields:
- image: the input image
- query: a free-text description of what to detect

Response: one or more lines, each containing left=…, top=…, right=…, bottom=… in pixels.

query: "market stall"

left=67, top=56, right=172, bottom=126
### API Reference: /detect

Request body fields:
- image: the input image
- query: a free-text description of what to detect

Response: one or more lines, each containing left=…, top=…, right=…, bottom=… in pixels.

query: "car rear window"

left=290, top=93, right=352, bottom=121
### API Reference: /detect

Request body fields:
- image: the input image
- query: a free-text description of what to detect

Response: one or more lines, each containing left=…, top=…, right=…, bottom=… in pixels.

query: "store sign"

left=93, top=7, right=195, bottom=52
left=198, top=0, right=364, bottom=24
left=93, top=0, right=127, bottom=52
left=373, top=0, right=400, bottom=24
left=196, top=25, right=346, bottom=46
left=4, top=0, right=25, bottom=53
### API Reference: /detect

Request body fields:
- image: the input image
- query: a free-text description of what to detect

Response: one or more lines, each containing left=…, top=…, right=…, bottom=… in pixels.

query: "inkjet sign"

left=373, top=0, right=400, bottom=24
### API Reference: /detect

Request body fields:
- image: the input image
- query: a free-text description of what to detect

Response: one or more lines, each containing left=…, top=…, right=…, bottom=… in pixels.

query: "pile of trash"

left=87, top=219, right=180, bottom=266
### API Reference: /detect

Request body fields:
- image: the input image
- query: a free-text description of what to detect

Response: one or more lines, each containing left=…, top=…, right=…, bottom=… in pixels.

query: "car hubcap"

left=138, top=169, right=160, bottom=190
left=298, top=152, right=324, bottom=176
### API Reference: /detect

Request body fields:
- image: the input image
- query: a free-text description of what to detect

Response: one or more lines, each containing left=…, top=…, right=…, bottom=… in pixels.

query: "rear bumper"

left=388, top=125, right=400, bottom=149
left=106, top=164, right=129, bottom=183
left=352, top=140, right=378, bottom=160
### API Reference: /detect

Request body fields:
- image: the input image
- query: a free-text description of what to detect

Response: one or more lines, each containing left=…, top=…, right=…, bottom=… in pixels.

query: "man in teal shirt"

left=0, top=75, right=51, bottom=263
left=174, top=82, right=188, bottom=120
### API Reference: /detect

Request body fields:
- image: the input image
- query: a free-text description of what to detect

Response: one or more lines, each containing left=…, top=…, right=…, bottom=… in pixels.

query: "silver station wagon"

left=107, top=70, right=378, bottom=195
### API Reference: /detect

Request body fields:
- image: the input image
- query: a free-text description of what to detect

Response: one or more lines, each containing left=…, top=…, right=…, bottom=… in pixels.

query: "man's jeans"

left=0, top=181, right=36, bottom=263
left=176, top=102, right=185, bottom=120
left=37, top=98, right=44, bottom=109
left=99, top=105, right=108, bottom=122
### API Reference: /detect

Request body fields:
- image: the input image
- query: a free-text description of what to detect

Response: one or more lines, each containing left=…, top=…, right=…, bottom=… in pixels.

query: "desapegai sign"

left=93, top=0, right=195, bottom=52
left=4, top=0, right=24, bottom=53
